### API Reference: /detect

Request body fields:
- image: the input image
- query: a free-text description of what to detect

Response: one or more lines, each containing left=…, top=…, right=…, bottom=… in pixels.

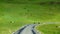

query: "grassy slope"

left=0, top=0, right=60, bottom=3
left=37, top=24, right=60, bottom=34
left=0, top=1, right=60, bottom=34
left=0, top=3, right=60, bottom=22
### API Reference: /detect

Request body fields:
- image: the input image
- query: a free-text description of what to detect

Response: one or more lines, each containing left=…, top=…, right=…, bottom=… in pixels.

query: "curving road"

left=13, top=24, right=41, bottom=34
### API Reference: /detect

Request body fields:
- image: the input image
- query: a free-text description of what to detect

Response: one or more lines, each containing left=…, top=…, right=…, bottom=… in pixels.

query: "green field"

left=0, top=0, right=60, bottom=34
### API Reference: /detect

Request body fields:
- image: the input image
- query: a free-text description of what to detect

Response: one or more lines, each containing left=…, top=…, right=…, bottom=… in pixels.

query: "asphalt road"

left=13, top=24, right=40, bottom=34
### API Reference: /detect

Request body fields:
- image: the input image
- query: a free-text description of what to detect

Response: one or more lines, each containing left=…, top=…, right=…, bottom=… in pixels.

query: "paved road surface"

left=13, top=24, right=40, bottom=34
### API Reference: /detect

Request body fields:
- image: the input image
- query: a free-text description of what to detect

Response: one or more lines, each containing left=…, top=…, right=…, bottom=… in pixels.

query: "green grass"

left=0, top=3, right=60, bottom=22
left=0, top=2, right=60, bottom=34
left=37, top=24, right=60, bottom=34
left=0, top=0, right=60, bottom=4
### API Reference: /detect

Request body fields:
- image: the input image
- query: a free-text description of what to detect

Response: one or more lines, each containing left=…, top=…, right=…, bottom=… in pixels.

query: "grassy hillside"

left=0, top=3, right=60, bottom=22
left=37, top=24, right=60, bottom=34
left=0, top=0, right=60, bottom=4
left=0, top=0, right=60, bottom=34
